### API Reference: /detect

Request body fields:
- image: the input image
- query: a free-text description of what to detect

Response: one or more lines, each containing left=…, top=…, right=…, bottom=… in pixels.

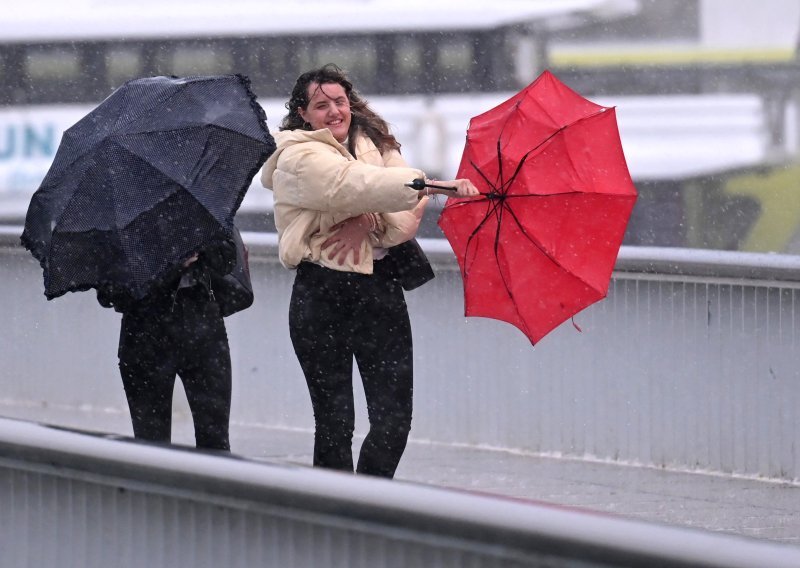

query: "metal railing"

left=1, top=226, right=799, bottom=481
left=2, top=417, right=798, bottom=568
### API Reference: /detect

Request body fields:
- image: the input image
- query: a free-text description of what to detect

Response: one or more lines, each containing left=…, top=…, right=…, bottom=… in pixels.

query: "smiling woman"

left=260, top=64, right=478, bottom=479
left=299, top=83, right=352, bottom=144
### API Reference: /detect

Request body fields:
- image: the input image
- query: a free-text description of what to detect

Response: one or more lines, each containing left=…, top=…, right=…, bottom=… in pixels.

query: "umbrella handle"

left=405, top=178, right=457, bottom=192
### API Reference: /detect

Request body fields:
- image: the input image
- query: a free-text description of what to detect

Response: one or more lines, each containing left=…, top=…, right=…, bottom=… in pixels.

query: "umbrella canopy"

left=21, top=74, right=276, bottom=301
left=438, top=70, right=637, bottom=345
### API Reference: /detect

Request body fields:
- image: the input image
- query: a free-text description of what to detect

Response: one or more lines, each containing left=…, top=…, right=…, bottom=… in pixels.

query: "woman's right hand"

left=322, top=214, right=373, bottom=265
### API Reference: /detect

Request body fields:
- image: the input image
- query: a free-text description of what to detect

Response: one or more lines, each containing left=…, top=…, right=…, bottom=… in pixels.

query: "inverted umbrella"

left=438, top=70, right=637, bottom=345
left=21, top=74, right=276, bottom=301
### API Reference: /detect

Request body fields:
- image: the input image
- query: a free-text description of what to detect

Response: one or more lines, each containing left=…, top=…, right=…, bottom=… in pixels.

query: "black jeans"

left=118, top=287, right=232, bottom=451
left=289, top=261, right=414, bottom=478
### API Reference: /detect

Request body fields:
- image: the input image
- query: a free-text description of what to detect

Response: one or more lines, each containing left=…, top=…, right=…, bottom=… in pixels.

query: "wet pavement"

left=232, top=423, right=800, bottom=547
left=3, top=404, right=799, bottom=547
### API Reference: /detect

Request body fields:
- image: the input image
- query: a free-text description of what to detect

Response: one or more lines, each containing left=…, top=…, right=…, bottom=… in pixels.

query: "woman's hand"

left=449, top=178, right=480, bottom=197
left=322, top=214, right=373, bottom=265
left=182, top=252, right=199, bottom=267
left=422, top=178, right=480, bottom=198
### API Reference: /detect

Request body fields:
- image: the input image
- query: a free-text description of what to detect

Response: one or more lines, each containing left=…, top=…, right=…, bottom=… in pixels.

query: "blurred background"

left=2, top=0, right=799, bottom=252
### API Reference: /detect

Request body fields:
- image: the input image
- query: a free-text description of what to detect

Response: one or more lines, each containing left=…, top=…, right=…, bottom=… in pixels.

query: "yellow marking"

left=550, top=47, right=795, bottom=67
left=724, top=163, right=800, bottom=252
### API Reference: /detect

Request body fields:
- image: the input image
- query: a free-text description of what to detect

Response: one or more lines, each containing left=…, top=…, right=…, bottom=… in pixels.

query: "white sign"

left=0, top=104, right=89, bottom=218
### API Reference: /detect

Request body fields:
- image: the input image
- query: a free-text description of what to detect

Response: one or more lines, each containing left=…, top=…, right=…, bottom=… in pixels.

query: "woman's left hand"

left=423, top=178, right=480, bottom=198
left=450, top=178, right=480, bottom=197
left=323, top=214, right=373, bottom=265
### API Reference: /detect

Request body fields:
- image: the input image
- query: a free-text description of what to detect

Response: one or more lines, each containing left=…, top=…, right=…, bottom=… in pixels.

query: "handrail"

left=5, top=224, right=800, bottom=283
left=1, top=417, right=798, bottom=568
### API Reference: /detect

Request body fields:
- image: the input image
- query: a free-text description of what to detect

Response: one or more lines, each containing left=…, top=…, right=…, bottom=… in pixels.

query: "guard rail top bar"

left=5, top=225, right=800, bottom=283
left=1, top=417, right=799, bottom=568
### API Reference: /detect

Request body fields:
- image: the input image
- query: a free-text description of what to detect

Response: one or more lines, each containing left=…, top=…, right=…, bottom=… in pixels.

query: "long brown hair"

left=280, top=63, right=400, bottom=156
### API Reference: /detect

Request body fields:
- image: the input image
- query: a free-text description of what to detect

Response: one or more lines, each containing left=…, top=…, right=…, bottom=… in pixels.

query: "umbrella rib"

left=469, top=159, right=499, bottom=193
left=491, top=197, right=534, bottom=340
left=495, top=108, right=607, bottom=195
left=498, top=149, right=532, bottom=195
left=498, top=122, right=569, bottom=195
left=504, top=201, right=606, bottom=295
left=497, top=138, right=504, bottom=190
left=496, top=190, right=585, bottom=198
left=462, top=195, right=503, bottom=277
left=495, top=99, right=525, bottom=190
left=461, top=157, right=507, bottom=277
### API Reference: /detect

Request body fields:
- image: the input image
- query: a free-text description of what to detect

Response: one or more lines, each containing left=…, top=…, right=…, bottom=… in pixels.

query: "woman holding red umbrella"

left=261, top=64, right=477, bottom=478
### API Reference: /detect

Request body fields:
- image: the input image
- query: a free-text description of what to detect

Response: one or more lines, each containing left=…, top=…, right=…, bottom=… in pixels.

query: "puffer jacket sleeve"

left=276, top=140, right=423, bottom=215
left=375, top=149, right=428, bottom=247
left=376, top=198, right=427, bottom=247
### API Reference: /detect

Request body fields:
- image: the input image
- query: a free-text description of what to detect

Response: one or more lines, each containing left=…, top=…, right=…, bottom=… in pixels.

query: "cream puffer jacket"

left=260, top=128, right=428, bottom=274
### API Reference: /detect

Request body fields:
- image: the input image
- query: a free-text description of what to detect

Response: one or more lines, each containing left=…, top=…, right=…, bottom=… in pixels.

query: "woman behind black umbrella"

left=261, top=64, right=478, bottom=478
left=97, top=237, right=239, bottom=451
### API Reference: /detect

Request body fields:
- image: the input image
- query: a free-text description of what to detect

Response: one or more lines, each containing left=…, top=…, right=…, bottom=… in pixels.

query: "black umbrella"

left=21, top=74, right=276, bottom=301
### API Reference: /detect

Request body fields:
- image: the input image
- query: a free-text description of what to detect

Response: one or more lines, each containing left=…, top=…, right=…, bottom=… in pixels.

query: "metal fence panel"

left=1, top=227, right=799, bottom=480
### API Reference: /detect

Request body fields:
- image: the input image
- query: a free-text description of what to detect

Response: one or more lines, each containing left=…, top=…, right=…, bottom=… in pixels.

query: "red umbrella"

left=438, top=70, right=637, bottom=345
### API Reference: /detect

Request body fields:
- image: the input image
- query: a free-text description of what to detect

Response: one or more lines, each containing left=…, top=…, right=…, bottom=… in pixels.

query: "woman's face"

left=299, top=81, right=352, bottom=143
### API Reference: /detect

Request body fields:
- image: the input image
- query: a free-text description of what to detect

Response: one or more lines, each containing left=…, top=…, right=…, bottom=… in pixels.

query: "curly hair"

left=279, top=63, right=400, bottom=156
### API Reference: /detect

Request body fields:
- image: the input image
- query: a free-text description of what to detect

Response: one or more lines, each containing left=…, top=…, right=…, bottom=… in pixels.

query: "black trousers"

left=118, top=287, right=232, bottom=451
left=289, top=261, right=414, bottom=478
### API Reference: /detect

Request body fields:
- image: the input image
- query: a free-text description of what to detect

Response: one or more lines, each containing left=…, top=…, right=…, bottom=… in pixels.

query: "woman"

left=261, top=64, right=478, bottom=478
left=97, top=236, right=240, bottom=452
